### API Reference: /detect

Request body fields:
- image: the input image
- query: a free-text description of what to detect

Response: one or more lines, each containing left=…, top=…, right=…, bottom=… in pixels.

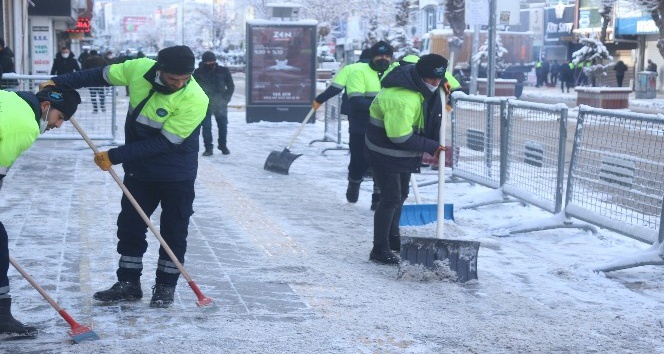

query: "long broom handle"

left=69, top=118, right=194, bottom=283
left=437, top=89, right=448, bottom=239
left=285, top=108, right=316, bottom=150
left=410, top=174, right=422, bottom=205
left=9, top=256, right=83, bottom=327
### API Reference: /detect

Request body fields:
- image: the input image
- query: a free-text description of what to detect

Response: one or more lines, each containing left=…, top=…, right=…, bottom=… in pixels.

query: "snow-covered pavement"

left=1, top=82, right=664, bottom=353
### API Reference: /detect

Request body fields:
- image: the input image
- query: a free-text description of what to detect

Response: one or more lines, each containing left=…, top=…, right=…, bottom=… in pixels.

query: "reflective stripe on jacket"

left=346, top=63, right=384, bottom=134
left=0, top=90, right=40, bottom=175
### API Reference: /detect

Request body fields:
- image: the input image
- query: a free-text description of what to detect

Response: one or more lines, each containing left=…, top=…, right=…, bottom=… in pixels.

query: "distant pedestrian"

left=550, top=60, right=559, bottom=86
left=193, top=51, right=235, bottom=156
left=50, top=47, right=80, bottom=75
left=0, top=38, right=18, bottom=90
left=0, top=85, right=81, bottom=338
left=82, top=50, right=108, bottom=113
left=78, top=47, right=90, bottom=65
left=614, top=60, right=628, bottom=87
left=647, top=59, right=657, bottom=73
left=558, top=61, right=573, bottom=93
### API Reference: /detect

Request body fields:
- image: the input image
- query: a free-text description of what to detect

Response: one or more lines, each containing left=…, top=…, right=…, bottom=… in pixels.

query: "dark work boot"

left=370, top=193, right=380, bottom=211
left=369, top=247, right=400, bottom=265
left=389, top=234, right=401, bottom=252
left=218, top=145, right=230, bottom=155
left=150, top=284, right=176, bottom=308
left=346, top=181, right=361, bottom=203
left=202, top=147, right=213, bottom=156
left=93, top=281, right=143, bottom=302
left=0, top=297, right=38, bottom=338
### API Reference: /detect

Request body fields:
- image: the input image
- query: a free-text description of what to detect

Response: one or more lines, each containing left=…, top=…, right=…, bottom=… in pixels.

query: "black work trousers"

left=116, top=176, right=195, bottom=286
left=372, top=170, right=410, bottom=249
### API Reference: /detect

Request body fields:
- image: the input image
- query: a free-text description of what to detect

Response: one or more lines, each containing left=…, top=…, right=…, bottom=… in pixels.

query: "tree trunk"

left=652, top=4, right=664, bottom=60
left=599, top=6, right=612, bottom=44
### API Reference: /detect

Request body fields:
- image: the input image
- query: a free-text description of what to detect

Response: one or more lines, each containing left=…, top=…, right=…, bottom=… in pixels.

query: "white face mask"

left=62, top=52, right=70, bottom=58
left=155, top=70, right=165, bottom=86
left=39, top=106, right=50, bottom=134
left=424, top=81, right=439, bottom=92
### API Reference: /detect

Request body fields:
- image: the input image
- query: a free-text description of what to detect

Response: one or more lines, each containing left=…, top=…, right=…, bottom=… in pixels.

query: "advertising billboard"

left=246, top=21, right=317, bottom=123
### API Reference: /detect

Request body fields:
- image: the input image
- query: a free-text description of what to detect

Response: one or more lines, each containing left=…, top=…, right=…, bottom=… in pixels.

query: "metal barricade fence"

left=566, top=106, right=664, bottom=245
left=450, top=93, right=506, bottom=189
left=2, top=73, right=119, bottom=141
left=309, top=94, right=348, bottom=154
left=503, top=100, right=568, bottom=214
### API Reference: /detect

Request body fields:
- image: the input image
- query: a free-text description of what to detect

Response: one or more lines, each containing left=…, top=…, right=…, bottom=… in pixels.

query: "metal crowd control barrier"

left=2, top=73, right=119, bottom=142
left=450, top=93, right=514, bottom=205
left=493, top=100, right=596, bottom=235
left=309, top=94, right=348, bottom=154
left=567, top=106, right=664, bottom=271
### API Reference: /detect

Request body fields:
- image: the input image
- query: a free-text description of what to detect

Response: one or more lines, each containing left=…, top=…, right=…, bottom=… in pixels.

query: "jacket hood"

left=15, top=91, right=42, bottom=126
left=381, top=64, right=434, bottom=100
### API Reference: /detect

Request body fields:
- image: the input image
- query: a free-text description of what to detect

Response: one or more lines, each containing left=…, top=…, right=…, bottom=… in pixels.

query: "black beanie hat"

left=370, top=41, right=393, bottom=58
left=416, top=54, right=448, bottom=79
left=36, top=85, right=81, bottom=120
left=156, top=45, right=196, bottom=74
left=202, top=51, right=216, bottom=62
left=359, top=48, right=372, bottom=61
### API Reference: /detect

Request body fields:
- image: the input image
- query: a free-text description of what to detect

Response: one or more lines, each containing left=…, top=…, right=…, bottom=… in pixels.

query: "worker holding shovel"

left=365, top=54, right=448, bottom=264
left=0, top=85, right=81, bottom=337
left=42, top=45, right=209, bottom=308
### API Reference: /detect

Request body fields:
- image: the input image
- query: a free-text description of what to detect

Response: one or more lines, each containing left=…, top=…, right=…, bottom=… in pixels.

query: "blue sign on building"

left=615, top=16, right=658, bottom=35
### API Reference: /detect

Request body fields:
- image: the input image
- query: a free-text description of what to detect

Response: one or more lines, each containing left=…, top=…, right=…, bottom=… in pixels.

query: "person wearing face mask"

left=365, top=54, right=448, bottom=264
left=0, top=85, right=81, bottom=338
left=345, top=41, right=395, bottom=209
left=40, top=45, right=209, bottom=309
left=192, top=51, right=235, bottom=156
left=50, top=47, right=80, bottom=76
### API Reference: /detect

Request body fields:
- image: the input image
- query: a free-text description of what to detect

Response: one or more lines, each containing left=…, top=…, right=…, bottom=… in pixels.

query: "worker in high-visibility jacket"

left=312, top=48, right=371, bottom=115
left=365, top=54, right=449, bottom=264
left=44, top=45, right=209, bottom=308
left=345, top=41, right=395, bottom=209
left=0, top=85, right=81, bottom=338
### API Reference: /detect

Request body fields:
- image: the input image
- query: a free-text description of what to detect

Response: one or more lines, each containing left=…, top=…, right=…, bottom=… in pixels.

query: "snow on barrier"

left=450, top=92, right=506, bottom=190
left=568, top=106, right=664, bottom=271
left=309, top=94, right=348, bottom=154
left=3, top=73, right=119, bottom=142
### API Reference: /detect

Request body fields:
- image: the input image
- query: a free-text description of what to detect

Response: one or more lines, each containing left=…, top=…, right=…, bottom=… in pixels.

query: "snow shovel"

left=400, top=174, right=454, bottom=226
left=399, top=87, right=480, bottom=283
left=264, top=107, right=316, bottom=175
left=70, top=118, right=216, bottom=311
left=9, top=256, right=100, bottom=343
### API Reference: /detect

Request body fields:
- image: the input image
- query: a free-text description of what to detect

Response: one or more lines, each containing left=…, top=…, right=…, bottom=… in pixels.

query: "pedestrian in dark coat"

left=50, top=47, right=80, bottom=75
left=614, top=60, right=628, bottom=87
left=82, top=50, right=108, bottom=112
left=558, top=61, right=573, bottom=93
left=0, top=38, right=18, bottom=89
left=193, top=51, right=235, bottom=156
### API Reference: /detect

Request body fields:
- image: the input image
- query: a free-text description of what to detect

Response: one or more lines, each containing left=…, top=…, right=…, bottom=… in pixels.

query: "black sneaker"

left=219, top=145, right=230, bottom=155
left=370, top=193, right=380, bottom=211
left=93, top=281, right=143, bottom=302
left=202, top=148, right=213, bottom=156
left=150, top=284, right=176, bottom=308
left=369, top=247, right=400, bottom=265
left=346, top=181, right=361, bottom=203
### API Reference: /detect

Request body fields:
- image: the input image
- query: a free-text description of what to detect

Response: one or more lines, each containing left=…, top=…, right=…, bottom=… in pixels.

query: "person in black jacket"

left=192, top=51, right=235, bottom=155
left=50, top=47, right=80, bottom=75
left=0, top=38, right=18, bottom=90
left=82, top=50, right=108, bottom=112
left=614, top=60, right=628, bottom=87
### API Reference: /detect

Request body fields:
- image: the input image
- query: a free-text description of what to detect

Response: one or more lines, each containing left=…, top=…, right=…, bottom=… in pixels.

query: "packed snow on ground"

left=1, top=81, right=664, bottom=353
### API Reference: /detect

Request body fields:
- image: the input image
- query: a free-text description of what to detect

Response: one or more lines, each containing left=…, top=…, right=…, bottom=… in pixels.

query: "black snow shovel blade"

left=263, top=108, right=316, bottom=175
left=264, top=148, right=302, bottom=175
left=399, top=236, right=480, bottom=283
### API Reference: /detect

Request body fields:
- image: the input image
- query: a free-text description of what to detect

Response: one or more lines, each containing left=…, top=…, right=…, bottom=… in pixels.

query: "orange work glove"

left=312, top=100, right=322, bottom=110
left=39, top=79, right=56, bottom=91
left=442, top=82, right=452, bottom=96
left=433, top=145, right=447, bottom=160
left=94, top=151, right=113, bottom=171
left=445, top=104, right=453, bottom=112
